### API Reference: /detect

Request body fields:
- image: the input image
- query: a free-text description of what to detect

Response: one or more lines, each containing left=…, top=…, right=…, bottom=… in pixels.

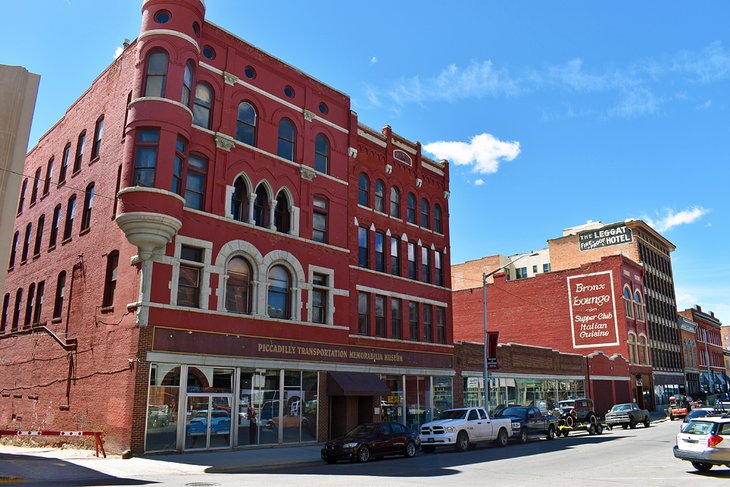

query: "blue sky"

left=4, top=1, right=729, bottom=324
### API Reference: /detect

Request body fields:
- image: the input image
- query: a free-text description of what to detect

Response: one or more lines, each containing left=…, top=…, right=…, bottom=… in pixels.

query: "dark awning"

left=327, top=371, right=390, bottom=396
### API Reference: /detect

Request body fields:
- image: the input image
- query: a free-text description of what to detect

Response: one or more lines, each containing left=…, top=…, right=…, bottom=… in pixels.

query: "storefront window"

left=405, top=376, right=431, bottom=430
left=145, top=364, right=180, bottom=452
left=282, top=371, right=302, bottom=443
left=186, top=367, right=233, bottom=393
left=380, top=375, right=404, bottom=423
left=258, top=370, right=281, bottom=445
left=302, top=372, right=318, bottom=442
left=432, top=376, right=453, bottom=418
left=238, top=371, right=257, bottom=446
left=463, top=376, right=583, bottom=414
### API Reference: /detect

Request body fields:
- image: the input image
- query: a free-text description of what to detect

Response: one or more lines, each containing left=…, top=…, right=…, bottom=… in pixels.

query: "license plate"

left=427, top=438, right=434, bottom=442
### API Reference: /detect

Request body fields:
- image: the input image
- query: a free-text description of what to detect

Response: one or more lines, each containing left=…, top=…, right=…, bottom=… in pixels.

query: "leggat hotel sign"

left=578, top=223, right=632, bottom=251
left=567, top=271, right=620, bottom=349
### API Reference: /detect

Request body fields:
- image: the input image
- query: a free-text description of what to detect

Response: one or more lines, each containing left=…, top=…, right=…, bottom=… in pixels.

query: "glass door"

left=184, top=394, right=232, bottom=450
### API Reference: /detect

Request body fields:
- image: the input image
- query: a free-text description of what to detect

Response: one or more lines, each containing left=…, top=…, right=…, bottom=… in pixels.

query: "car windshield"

left=681, top=421, right=714, bottom=435
left=346, top=424, right=378, bottom=436
left=558, top=401, right=574, bottom=408
left=498, top=407, right=527, bottom=419
left=686, top=410, right=710, bottom=420
left=435, top=409, right=468, bottom=420
left=611, top=404, right=631, bottom=412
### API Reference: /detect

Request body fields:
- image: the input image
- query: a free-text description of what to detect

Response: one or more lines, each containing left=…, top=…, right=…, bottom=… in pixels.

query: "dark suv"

left=556, top=398, right=597, bottom=427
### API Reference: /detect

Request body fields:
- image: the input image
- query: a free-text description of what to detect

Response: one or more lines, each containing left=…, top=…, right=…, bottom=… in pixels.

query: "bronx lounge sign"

left=578, top=223, right=632, bottom=251
left=567, top=270, right=620, bottom=349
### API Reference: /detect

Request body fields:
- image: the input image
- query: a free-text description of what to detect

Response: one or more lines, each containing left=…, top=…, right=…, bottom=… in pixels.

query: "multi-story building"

left=722, top=325, right=730, bottom=389
left=678, top=306, right=728, bottom=396
left=452, top=254, right=653, bottom=413
left=0, top=65, right=39, bottom=292
left=548, top=219, right=682, bottom=408
left=678, top=315, right=700, bottom=397
left=451, top=249, right=550, bottom=290
left=0, top=0, right=453, bottom=454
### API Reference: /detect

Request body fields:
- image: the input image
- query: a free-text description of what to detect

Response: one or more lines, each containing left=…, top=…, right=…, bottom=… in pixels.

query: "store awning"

left=327, top=371, right=390, bottom=396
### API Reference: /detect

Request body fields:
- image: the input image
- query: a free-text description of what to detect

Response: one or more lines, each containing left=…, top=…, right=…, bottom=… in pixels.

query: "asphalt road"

left=1, top=420, right=728, bottom=486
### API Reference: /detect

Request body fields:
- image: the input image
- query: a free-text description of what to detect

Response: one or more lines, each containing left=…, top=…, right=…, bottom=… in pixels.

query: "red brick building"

left=0, top=0, right=453, bottom=454
left=452, top=254, right=653, bottom=411
left=679, top=306, right=728, bottom=396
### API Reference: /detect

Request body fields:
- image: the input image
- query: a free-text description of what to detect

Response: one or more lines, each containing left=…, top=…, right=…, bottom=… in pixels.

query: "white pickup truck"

left=419, top=407, right=512, bottom=452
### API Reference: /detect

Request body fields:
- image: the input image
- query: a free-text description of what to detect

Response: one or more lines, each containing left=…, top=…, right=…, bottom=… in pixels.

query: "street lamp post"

left=483, top=252, right=539, bottom=410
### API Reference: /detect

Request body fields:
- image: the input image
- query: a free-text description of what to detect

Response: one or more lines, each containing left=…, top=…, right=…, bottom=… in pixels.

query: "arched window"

left=407, top=193, right=416, bottom=224
left=184, top=154, right=207, bottom=210
left=81, top=183, right=94, bottom=231
left=225, top=256, right=253, bottom=314
left=312, top=195, right=328, bottom=243
left=181, top=61, right=194, bottom=107
left=390, top=186, right=400, bottom=218
left=420, top=199, right=430, bottom=228
left=12, top=288, right=22, bottom=331
left=374, top=180, right=385, bottom=212
left=634, top=290, right=645, bottom=322
left=627, top=332, right=638, bottom=364
left=8, top=231, right=18, bottom=268
left=274, top=192, right=290, bottom=233
left=277, top=119, right=296, bottom=161
left=43, top=157, right=53, bottom=195
left=434, top=204, right=443, bottom=233
left=73, top=130, right=86, bottom=173
left=102, top=251, right=119, bottom=308
left=53, top=271, right=66, bottom=319
left=267, top=265, right=291, bottom=319
left=192, top=82, right=213, bottom=129
left=91, top=115, right=104, bottom=160
left=59, top=144, right=71, bottom=184
left=236, top=101, right=257, bottom=146
left=638, top=335, right=648, bottom=365
left=21, top=223, right=32, bottom=262
left=33, top=215, right=44, bottom=256
left=314, top=134, right=329, bottom=173
left=31, top=168, right=41, bottom=204
left=1, top=293, right=9, bottom=333
left=24, top=283, right=35, bottom=327
left=17, top=178, right=27, bottom=214
left=144, top=50, right=168, bottom=97
left=622, top=285, right=634, bottom=319
left=358, top=173, right=369, bottom=207
left=49, top=205, right=61, bottom=248
left=63, top=194, right=76, bottom=241
left=231, top=176, right=248, bottom=222
left=253, top=185, right=269, bottom=228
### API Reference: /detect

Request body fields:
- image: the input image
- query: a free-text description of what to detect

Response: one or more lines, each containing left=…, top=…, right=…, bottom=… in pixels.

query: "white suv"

left=673, top=415, right=730, bottom=471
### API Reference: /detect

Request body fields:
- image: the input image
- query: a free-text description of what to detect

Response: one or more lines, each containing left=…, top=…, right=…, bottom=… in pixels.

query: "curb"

left=207, top=459, right=323, bottom=473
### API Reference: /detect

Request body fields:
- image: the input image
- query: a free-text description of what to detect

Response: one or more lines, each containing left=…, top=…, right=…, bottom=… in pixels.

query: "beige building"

left=451, top=248, right=550, bottom=291
left=0, top=65, right=39, bottom=291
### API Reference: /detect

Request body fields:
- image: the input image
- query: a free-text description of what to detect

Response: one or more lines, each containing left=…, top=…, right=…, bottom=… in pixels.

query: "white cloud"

left=696, top=99, right=712, bottom=110
left=423, top=133, right=520, bottom=175
left=114, top=46, right=124, bottom=59
left=643, top=206, right=709, bottom=232
left=474, top=179, right=485, bottom=186
left=371, top=56, right=378, bottom=64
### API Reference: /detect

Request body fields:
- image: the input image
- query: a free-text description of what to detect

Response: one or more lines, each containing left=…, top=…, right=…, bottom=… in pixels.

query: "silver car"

left=673, top=416, right=730, bottom=471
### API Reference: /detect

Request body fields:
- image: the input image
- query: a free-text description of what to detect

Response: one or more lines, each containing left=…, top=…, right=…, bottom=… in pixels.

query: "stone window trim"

left=306, top=265, right=340, bottom=326
left=170, top=236, right=214, bottom=308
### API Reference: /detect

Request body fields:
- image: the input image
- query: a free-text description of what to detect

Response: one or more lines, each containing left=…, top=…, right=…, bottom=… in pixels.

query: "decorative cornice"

left=303, top=109, right=315, bottom=122
left=385, top=163, right=393, bottom=174
left=215, top=133, right=236, bottom=152
left=300, top=166, right=316, bottom=181
left=223, top=71, right=239, bottom=86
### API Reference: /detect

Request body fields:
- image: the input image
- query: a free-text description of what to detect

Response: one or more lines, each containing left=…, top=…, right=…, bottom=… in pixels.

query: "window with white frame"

left=177, top=245, right=204, bottom=308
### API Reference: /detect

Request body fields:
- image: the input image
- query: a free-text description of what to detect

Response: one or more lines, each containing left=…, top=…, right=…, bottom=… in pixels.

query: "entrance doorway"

left=184, top=394, right=232, bottom=450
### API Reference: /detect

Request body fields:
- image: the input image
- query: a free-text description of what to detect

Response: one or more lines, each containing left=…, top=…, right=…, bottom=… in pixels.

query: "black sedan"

left=321, top=422, right=419, bottom=463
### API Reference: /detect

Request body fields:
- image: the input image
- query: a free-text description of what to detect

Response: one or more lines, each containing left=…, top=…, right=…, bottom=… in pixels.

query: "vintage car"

left=555, top=398, right=598, bottom=427
left=673, top=415, right=730, bottom=471
left=605, top=403, right=650, bottom=429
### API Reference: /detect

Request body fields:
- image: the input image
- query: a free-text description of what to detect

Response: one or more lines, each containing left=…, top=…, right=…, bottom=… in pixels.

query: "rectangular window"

left=53, top=273, right=66, bottom=319
left=436, top=306, right=446, bottom=344
left=313, top=196, right=328, bottom=243
left=391, top=298, right=402, bottom=339
left=311, top=273, right=327, bottom=324
left=185, top=154, right=207, bottom=210
left=31, top=169, right=41, bottom=204
left=358, top=227, right=369, bottom=268
left=358, top=292, right=369, bottom=335
left=435, top=251, right=444, bottom=286
left=515, top=267, right=528, bottom=279
left=49, top=205, right=61, bottom=248
left=63, top=196, right=76, bottom=241
left=421, top=247, right=430, bottom=283
left=375, top=232, right=385, bottom=272
left=375, top=295, right=385, bottom=337
left=102, top=251, right=119, bottom=308
left=172, top=137, right=186, bottom=195
left=177, top=245, right=203, bottom=308
left=409, top=302, right=419, bottom=341
left=423, top=304, right=433, bottom=343
left=533, top=265, right=538, bottom=273
left=543, top=263, right=550, bottom=273
left=133, top=129, right=160, bottom=187
left=407, top=242, right=416, bottom=280
left=390, top=237, right=401, bottom=276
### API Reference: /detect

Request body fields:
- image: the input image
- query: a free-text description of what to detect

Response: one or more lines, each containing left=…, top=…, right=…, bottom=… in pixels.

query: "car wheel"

left=595, top=424, right=603, bottom=435
left=404, top=441, right=417, bottom=458
left=643, top=418, right=650, bottom=428
left=629, top=420, right=636, bottom=429
left=587, top=413, right=597, bottom=425
left=496, top=428, right=509, bottom=448
left=546, top=425, right=555, bottom=440
left=562, top=430, right=569, bottom=438
left=670, top=416, right=675, bottom=421
left=622, top=424, right=628, bottom=430
left=357, top=445, right=371, bottom=463
left=455, top=431, right=469, bottom=452
left=519, top=427, right=528, bottom=444
left=691, top=461, right=713, bottom=472
left=422, top=445, right=435, bottom=453
left=587, top=424, right=596, bottom=435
